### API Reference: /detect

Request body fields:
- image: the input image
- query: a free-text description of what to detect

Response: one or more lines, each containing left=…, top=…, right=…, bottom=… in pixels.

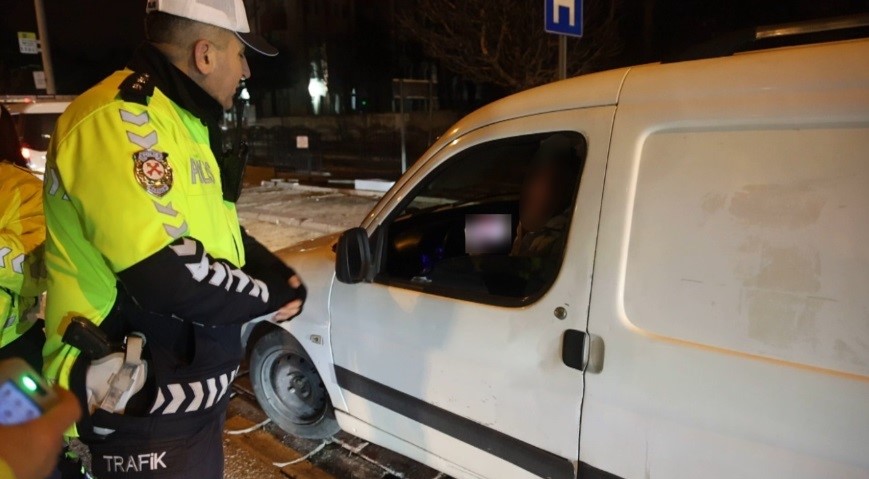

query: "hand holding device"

left=0, top=358, right=58, bottom=425
left=0, top=358, right=82, bottom=479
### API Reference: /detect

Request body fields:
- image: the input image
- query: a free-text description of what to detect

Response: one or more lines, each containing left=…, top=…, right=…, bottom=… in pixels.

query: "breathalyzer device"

left=0, top=357, right=59, bottom=425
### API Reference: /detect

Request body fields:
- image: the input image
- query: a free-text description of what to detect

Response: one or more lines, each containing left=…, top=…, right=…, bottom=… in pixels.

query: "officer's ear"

left=193, top=39, right=216, bottom=75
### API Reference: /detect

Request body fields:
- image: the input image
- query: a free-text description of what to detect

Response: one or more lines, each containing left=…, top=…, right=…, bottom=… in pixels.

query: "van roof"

left=6, top=101, right=71, bottom=115
left=425, top=37, right=869, bottom=159
left=664, top=13, right=869, bottom=63
left=430, top=66, right=630, bottom=149
left=620, top=37, right=869, bottom=105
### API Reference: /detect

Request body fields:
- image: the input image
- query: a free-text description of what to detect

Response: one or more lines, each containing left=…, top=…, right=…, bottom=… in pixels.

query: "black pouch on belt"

left=72, top=290, right=244, bottom=451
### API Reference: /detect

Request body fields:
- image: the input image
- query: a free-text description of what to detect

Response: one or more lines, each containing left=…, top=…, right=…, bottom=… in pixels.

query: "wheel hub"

left=287, top=371, right=312, bottom=399
left=265, top=352, right=326, bottom=424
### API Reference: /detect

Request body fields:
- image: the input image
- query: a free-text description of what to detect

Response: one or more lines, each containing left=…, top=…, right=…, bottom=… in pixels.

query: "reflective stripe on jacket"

left=0, top=161, right=44, bottom=348
left=43, top=70, right=245, bottom=390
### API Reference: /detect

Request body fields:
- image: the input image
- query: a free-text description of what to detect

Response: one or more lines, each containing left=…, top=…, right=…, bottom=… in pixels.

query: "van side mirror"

left=335, top=227, right=372, bottom=284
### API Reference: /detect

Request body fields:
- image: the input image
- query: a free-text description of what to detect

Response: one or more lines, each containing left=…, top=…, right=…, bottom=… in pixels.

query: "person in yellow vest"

left=42, top=1, right=304, bottom=477
left=0, top=105, right=80, bottom=479
left=0, top=104, right=47, bottom=372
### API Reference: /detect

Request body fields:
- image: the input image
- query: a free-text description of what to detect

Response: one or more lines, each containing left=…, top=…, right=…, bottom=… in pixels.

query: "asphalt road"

left=236, top=182, right=382, bottom=251
left=225, top=371, right=447, bottom=479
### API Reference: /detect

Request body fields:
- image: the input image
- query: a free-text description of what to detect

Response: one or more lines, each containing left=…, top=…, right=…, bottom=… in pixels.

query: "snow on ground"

left=236, top=183, right=382, bottom=251
left=241, top=218, right=324, bottom=251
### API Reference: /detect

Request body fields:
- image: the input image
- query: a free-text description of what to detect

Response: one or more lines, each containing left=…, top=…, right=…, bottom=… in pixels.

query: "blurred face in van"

left=520, top=164, right=562, bottom=232
left=519, top=135, right=579, bottom=232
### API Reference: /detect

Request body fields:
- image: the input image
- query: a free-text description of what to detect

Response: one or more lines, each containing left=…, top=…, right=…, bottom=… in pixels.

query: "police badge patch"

left=133, top=149, right=173, bottom=197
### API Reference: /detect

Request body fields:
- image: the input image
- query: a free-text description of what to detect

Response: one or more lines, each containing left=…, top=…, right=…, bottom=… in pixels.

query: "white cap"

left=146, top=0, right=278, bottom=56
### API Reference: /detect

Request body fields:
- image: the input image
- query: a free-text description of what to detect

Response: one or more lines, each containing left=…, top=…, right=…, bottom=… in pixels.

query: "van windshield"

left=18, top=113, right=60, bottom=151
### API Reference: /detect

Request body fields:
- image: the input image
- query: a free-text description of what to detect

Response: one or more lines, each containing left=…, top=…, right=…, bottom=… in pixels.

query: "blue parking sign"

left=545, top=0, right=583, bottom=37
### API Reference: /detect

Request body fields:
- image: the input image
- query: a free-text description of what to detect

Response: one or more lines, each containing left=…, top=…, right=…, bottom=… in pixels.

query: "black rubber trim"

left=335, top=365, right=575, bottom=479
left=579, top=461, right=625, bottom=479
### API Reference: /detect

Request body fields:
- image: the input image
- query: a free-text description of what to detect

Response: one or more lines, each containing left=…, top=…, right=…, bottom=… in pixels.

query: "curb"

left=237, top=211, right=347, bottom=235
left=252, top=181, right=387, bottom=199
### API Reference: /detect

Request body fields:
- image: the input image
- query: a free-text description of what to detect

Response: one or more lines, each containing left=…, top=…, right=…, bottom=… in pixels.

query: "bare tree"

left=398, top=0, right=623, bottom=93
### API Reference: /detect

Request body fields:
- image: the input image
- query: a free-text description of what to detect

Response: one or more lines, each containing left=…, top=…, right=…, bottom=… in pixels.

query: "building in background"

left=244, top=0, right=489, bottom=117
left=250, top=0, right=408, bottom=116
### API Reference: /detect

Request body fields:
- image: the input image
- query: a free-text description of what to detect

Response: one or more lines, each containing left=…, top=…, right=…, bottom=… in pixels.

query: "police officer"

left=42, top=1, right=305, bottom=477
left=0, top=104, right=47, bottom=372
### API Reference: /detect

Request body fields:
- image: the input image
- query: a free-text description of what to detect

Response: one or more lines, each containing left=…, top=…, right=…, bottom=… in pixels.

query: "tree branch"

left=398, top=0, right=623, bottom=92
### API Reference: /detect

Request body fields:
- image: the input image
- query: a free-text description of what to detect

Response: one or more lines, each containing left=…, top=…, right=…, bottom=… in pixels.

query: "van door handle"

left=562, top=330, right=587, bottom=371
left=562, top=330, right=605, bottom=374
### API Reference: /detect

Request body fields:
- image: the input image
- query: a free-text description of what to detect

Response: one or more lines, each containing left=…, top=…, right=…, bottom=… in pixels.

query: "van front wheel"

left=249, top=329, right=340, bottom=439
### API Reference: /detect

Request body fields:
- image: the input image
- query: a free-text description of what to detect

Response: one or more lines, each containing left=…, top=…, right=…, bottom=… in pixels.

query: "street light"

left=307, top=77, right=327, bottom=114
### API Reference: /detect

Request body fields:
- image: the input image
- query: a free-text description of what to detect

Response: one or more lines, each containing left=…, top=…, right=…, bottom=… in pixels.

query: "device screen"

left=0, top=379, right=42, bottom=425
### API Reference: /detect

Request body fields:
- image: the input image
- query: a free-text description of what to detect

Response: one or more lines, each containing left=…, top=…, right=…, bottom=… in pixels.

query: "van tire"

left=250, top=329, right=340, bottom=439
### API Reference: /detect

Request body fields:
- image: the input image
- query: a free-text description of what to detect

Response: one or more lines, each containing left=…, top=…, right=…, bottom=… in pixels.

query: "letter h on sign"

left=545, top=0, right=584, bottom=37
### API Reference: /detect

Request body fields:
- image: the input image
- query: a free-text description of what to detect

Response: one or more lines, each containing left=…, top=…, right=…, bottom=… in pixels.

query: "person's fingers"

left=274, top=299, right=303, bottom=322
left=280, top=299, right=303, bottom=312
left=32, top=431, right=64, bottom=478
left=41, top=387, right=82, bottom=435
left=288, top=299, right=303, bottom=308
left=276, top=307, right=301, bottom=319
left=289, top=275, right=302, bottom=289
left=274, top=311, right=296, bottom=322
left=11, top=389, right=79, bottom=479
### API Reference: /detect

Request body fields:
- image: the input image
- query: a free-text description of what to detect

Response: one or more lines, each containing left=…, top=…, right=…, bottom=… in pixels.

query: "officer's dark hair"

left=145, top=12, right=189, bottom=44
left=0, top=105, right=27, bottom=169
left=145, top=12, right=230, bottom=48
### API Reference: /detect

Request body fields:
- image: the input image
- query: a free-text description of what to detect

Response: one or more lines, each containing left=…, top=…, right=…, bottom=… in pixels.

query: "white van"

left=6, top=99, right=72, bottom=179
left=245, top=35, right=869, bottom=479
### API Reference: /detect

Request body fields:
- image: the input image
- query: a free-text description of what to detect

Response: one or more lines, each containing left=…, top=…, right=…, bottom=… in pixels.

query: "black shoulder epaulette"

left=118, top=71, right=155, bottom=106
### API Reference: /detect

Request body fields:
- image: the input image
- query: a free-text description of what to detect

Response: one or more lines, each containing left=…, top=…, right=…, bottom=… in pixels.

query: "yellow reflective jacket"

left=0, top=161, right=45, bottom=349
left=43, top=70, right=245, bottom=393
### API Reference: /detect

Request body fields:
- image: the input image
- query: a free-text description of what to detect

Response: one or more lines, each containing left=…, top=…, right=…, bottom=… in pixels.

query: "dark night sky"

left=645, top=0, right=868, bottom=55
left=1, top=0, right=867, bottom=95
left=1, top=0, right=143, bottom=92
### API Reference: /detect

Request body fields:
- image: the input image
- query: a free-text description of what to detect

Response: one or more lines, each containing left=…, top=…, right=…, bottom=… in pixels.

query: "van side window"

left=376, top=132, right=587, bottom=306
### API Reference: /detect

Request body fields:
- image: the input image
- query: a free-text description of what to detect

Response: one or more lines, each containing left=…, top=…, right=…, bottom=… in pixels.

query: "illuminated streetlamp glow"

left=308, top=78, right=327, bottom=98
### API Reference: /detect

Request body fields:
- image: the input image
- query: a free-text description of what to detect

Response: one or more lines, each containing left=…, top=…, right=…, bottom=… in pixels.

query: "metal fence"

left=245, top=126, right=324, bottom=173
left=238, top=111, right=462, bottom=179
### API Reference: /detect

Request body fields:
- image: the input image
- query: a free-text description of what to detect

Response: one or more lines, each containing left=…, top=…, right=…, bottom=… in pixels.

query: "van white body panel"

left=267, top=233, right=349, bottom=412
left=270, top=39, right=869, bottom=479
left=582, top=39, right=869, bottom=478
left=336, top=410, right=494, bottom=479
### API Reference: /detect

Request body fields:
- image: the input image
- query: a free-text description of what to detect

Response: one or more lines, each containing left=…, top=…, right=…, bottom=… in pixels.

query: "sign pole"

left=399, top=79, right=407, bottom=173
left=546, top=0, right=582, bottom=81
left=558, top=35, right=568, bottom=80
left=33, top=0, right=56, bottom=94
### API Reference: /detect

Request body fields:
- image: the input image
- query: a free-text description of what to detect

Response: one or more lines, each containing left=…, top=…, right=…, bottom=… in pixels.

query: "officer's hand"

left=274, top=275, right=306, bottom=322
left=0, top=387, right=82, bottom=479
